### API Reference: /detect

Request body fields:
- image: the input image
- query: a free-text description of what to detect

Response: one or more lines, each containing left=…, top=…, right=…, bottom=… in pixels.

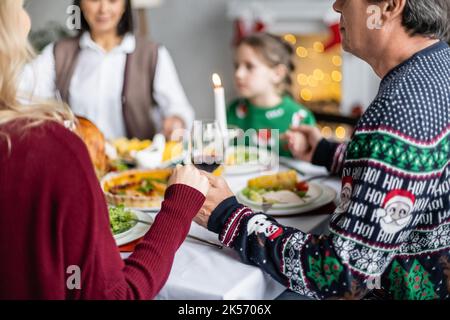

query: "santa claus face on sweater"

left=336, top=182, right=352, bottom=214
left=377, top=190, right=415, bottom=234
left=247, top=215, right=283, bottom=240
left=381, top=201, right=413, bottom=232
left=386, top=202, right=411, bottom=222
left=336, top=177, right=353, bottom=214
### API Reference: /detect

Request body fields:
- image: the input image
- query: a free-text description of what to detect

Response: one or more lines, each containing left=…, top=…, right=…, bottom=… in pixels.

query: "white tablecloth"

left=122, top=160, right=341, bottom=300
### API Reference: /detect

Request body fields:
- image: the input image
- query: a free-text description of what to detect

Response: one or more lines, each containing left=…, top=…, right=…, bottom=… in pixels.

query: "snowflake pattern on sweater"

left=209, top=41, right=450, bottom=300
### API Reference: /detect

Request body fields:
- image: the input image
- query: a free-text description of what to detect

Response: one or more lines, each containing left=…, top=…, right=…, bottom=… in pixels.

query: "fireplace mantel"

left=227, top=0, right=335, bottom=34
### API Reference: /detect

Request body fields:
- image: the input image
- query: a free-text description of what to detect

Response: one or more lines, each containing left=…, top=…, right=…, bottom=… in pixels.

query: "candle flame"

left=212, top=73, right=222, bottom=88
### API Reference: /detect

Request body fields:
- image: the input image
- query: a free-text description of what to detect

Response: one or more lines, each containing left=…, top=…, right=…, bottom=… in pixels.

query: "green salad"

left=242, top=187, right=267, bottom=203
left=242, top=185, right=309, bottom=204
left=109, top=205, right=137, bottom=235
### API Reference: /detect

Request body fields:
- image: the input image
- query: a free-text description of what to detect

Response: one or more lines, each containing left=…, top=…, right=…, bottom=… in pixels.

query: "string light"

left=291, top=34, right=342, bottom=104
left=336, top=126, right=347, bottom=140
left=313, top=69, right=324, bottom=81
left=300, top=89, right=313, bottom=101
left=296, top=46, right=308, bottom=58
left=313, top=42, right=324, bottom=53
left=284, top=34, right=297, bottom=45
left=332, top=55, right=342, bottom=66
left=297, top=74, right=309, bottom=86
left=331, top=70, right=342, bottom=82
left=321, top=126, right=333, bottom=138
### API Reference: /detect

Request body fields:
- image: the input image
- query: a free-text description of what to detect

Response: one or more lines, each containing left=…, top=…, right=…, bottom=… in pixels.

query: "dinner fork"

left=132, top=219, right=223, bottom=249
left=261, top=201, right=274, bottom=214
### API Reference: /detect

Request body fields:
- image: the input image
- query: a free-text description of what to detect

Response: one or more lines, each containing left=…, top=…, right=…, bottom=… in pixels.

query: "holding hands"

left=282, top=125, right=323, bottom=162
left=170, top=125, right=325, bottom=228
left=168, top=164, right=210, bottom=197
left=168, top=165, right=234, bottom=228
left=194, top=173, right=234, bottom=228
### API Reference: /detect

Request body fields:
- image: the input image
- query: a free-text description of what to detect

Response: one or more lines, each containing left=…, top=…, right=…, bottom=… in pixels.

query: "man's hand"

left=168, top=164, right=210, bottom=197
left=282, top=125, right=322, bottom=162
left=194, top=173, right=234, bottom=228
left=163, top=116, right=185, bottom=141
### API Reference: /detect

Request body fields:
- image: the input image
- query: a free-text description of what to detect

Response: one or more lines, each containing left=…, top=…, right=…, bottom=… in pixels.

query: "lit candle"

left=212, top=73, right=228, bottom=139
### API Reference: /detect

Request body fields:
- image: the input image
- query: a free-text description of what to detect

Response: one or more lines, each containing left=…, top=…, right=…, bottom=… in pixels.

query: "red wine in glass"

left=192, top=155, right=223, bottom=173
left=190, top=120, right=225, bottom=173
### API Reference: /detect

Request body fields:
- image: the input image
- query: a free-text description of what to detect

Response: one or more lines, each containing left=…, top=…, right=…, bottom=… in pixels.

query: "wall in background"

left=147, top=0, right=235, bottom=119
left=27, top=0, right=70, bottom=31
left=26, top=0, right=236, bottom=120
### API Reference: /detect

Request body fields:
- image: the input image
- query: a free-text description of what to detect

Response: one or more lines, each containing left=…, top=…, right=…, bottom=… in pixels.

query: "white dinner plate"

left=236, top=182, right=323, bottom=209
left=114, top=219, right=138, bottom=240
left=114, top=210, right=153, bottom=247
left=159, top=154, right=186, bottom=168
left=224, top=146, right=277, bottom=176
left=236, top=184, right=337, bottom=217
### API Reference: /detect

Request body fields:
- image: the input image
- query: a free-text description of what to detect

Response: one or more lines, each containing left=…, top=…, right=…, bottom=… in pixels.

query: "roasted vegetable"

left=248, top=170, right=298, bottom=190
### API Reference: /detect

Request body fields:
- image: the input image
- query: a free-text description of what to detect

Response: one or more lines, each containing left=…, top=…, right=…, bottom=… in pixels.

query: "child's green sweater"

left=227, top=95, right=316, bottom=157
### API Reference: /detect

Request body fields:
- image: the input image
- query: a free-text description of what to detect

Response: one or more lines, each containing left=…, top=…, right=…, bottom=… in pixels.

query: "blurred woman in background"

left=20, top=0, right=193, bottom=141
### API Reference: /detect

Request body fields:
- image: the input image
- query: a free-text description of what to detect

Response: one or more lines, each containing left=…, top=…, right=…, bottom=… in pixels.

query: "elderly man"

left=195, top=0, right=450, bottom=300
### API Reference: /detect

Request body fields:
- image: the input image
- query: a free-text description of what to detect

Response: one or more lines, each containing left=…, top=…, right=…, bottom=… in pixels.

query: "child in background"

left=227, top=32, right=316, bottom=157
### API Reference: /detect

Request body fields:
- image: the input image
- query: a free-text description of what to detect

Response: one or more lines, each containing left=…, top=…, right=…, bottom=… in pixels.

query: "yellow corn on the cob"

left=248, top=170, right=298, bottom=190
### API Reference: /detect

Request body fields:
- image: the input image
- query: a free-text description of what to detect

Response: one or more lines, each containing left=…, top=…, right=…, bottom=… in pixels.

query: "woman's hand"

left=163, top=116, right=185, bottom=141
left=194, top=173, right=234, bottom=228
left=282, top=125, right=323, bottom=162
left=168, top=164, right=210, bottom=197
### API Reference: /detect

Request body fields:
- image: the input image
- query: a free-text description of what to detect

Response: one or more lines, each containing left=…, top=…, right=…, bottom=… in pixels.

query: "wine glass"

left=189, top=120, right=225, bottom=173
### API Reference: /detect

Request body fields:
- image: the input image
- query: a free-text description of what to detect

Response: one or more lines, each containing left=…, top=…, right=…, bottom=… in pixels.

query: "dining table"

left=120, top=158, right=341, bottom=300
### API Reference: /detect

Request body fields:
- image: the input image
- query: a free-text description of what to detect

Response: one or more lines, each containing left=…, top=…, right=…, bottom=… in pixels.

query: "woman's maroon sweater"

left=0, top=120, right=205, bottom=300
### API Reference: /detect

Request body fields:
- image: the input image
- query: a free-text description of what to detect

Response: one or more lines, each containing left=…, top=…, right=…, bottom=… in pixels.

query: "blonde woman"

left=0, top=0, right=209, bottom=300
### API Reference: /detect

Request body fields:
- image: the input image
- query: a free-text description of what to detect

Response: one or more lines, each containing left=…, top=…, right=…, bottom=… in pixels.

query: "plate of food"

left=236, top=170, right=326, bottom=215
left=101, top=168, right=173, bottom=211
left=109, top=205, right=153, bottom=247
left=225, top=146, right=277, bottom=175
left=107, top=137, right=185, bottom=171
left=240, top=184, right=338, bottom=217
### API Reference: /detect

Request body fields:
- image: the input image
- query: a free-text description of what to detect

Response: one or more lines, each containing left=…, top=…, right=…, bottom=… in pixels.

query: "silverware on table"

left=132, top=219, right=223, bottom=250
left=186, top=234, right=224, bottom=250
left=261, top=201, right=274, bottom=214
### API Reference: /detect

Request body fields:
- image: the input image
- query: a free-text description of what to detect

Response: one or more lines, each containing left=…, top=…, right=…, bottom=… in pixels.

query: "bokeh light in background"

left=296, top=46, right=308, bottom=58
left=283, top=34, right=297, bottom=45
left=285, top=33, right=342, bottom=107
left=283, top=33, right=352, bottom=141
